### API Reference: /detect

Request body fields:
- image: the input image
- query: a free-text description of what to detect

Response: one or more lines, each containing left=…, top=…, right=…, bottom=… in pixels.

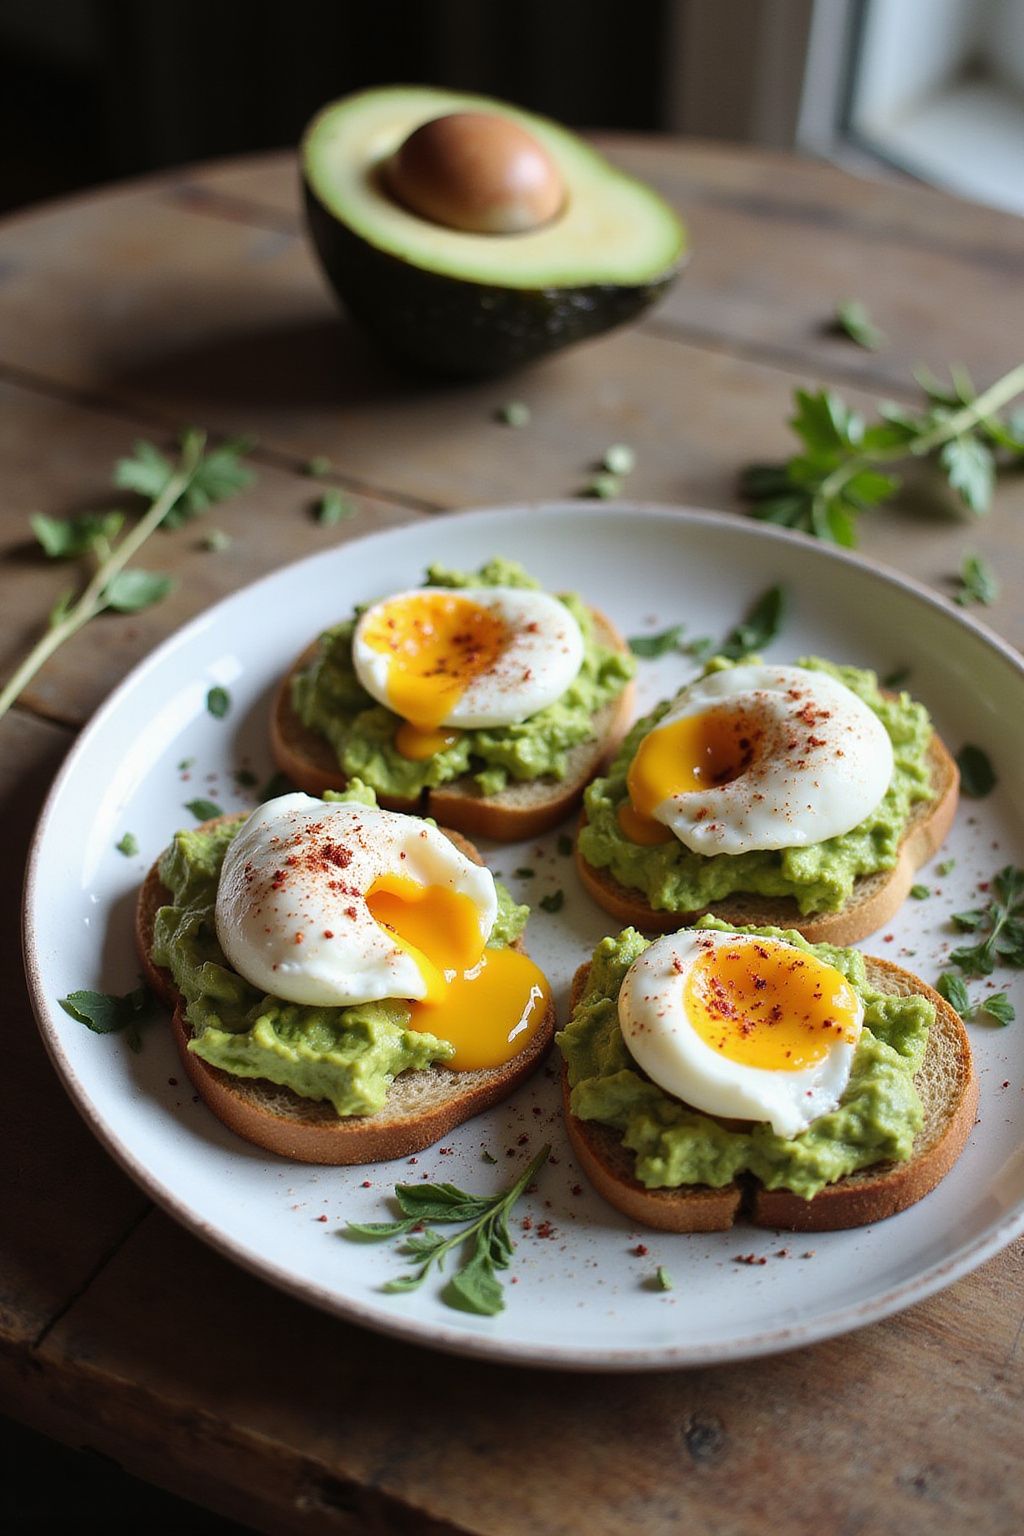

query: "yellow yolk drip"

left=393, top=720, right=461, bottom=761
left=684, top=942, right=861, bottom=1071
left=365, top=874, right=551, bottom=1068
left=360, top=591, right=509, bottom=750
left=619, top=707, right=755, bottom=844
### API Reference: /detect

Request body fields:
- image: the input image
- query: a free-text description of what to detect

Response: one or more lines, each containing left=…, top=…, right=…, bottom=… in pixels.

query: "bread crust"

left=270, top=606, right=635, bottom=840
left=137, top=815, right=555, bottom=1164
left=575, top=731, right=959, bottom=946
left=562, top=956, right=978, bottom=1232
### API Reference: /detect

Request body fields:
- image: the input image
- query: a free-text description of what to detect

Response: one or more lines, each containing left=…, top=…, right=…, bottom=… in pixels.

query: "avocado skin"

left=304, top=180, right=684, bottom=377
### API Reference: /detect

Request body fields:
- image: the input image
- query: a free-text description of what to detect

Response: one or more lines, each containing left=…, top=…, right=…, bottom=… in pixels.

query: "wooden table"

left=2, top=138, right=1022, bottom=1536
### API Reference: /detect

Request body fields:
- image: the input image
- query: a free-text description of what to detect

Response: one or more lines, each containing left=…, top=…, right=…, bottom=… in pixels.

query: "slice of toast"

left=576, top=731, right=959, bottom=946
left=136, top=816, right=555, bottom=1164
left=562, top=956, right=977, bottom=1232
left=271, top=608, right=635, bottom=840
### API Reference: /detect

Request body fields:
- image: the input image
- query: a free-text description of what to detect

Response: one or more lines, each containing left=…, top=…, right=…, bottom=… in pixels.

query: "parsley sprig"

left=937, top=972, right=1015, bottom=1028
left=947, top=866, right=1024, bottom=977
left=1, top=431, right=254, bottom=723
left=346, top=1143, right=550, bottom=1316
left=741, top=363, right=1024, bottom=547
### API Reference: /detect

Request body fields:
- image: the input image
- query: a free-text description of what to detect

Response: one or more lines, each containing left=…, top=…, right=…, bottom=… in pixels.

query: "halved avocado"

left=302, top=86, right=687, bottom=377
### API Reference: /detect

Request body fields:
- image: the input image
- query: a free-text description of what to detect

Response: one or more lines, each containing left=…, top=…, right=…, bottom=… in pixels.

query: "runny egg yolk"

left=359, top=591, right=508, bottom=759
left=365, top=874, right=550, bottom=1069
left=684, top=941, right=861, bottom=1072
left=619, top=707, right=755, bottom=845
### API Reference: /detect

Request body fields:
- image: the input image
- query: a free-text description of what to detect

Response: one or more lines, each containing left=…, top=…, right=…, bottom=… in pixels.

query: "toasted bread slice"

left=136, top=816, right=555, bottom=1164
left=576, top=731, right=958, bottom=945
left=562, top=956, right=977, bottom=1232
left=271, top=608, right=635, bottom=840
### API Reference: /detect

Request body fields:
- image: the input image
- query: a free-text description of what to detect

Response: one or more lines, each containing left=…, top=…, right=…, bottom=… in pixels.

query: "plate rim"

left=22, top=500, right=1024, bottom=1371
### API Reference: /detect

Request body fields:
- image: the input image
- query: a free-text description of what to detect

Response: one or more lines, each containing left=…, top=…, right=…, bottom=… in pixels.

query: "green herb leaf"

left=497, top=401, right=530, bottom=428
left=206, top=685, right=230, bottom=719
left=315, top=490, right=355, bottom=526
left=345, top=1218, right=418, bottom=1241
left=443, top=1243, right=506, bottom=1316
left=719, top=585, right=787, bottom=660
left=539, top=890, right=565, bottom=914
left=32, top=510, right=125, bottom=559
left=832, top=299, right=887, bottom=351
left=983, top=993, right=1015, bottom=1026
left=115, top=432, right=254, bottom=529
left=940, top=437, right=995, bottom=515
left=937, top=858, right=956, bottom=876
left=937, top=971, right=1015, bottom=1026
left=954, top=552, right=998, bottom=607
left=557, top=834, right=573, bottom=856
left=583, top=471, right=623, bottom=500
left=628, top=624, right=685, bottom=659
left=655, top=1266, right=674, bottom=1291
left=947, top=864, right=1024, bottom=976
left=883, top=666, right=911, bottom=689
left=115, top=832, right=139, bottom=857
left=393, top=1183, right=494, bottom=1223
left=603, top=443, right=635, bottom=476
left=956, top=744, right=996, bottom=799
left=104, top=568, right=173, bottom=613
left=60, top=981, right=157, bottom=1040
left=304, top=455, right=332, bottom=477
left=184, top=798, right=223, bottom=821
left=937, top=972, right=971, bottom=1015
left=514, top=867, right=535, bottom=879
left=482, top=1149, right=498, bottom=1164
left=203, top=528, right=231, bottom=552
left=909, top=884, right=930, bottom=900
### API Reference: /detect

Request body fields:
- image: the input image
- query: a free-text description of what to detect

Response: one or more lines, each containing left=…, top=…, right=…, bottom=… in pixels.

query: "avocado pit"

left=385, top=111, right=565, bottom=235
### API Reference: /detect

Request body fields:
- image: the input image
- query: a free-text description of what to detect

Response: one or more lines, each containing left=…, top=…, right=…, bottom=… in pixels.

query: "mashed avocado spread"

left=557, top=920, right=932, bottom=1199
left=291, top=557, right=635, bottom=798
left=151, top=784, right=528, bottom=1116
left=578, top=658, right=934, bottom=915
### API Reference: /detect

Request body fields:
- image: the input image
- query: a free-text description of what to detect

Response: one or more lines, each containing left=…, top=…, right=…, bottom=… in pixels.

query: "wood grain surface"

left=1, top=140, right=1022, bottom=1536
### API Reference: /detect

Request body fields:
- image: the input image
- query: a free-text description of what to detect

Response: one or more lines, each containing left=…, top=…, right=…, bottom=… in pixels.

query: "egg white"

left=351, top=585, right=584, bottom=728
left=617, top=930, right=863, bottom=1139
left=645, top=664, right=894, bottom=855
left=214, top=794, right=497, bottom=1007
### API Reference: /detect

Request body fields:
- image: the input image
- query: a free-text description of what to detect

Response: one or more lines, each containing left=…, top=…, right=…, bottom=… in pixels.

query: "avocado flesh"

left=302, top=86, right=687, bottom=376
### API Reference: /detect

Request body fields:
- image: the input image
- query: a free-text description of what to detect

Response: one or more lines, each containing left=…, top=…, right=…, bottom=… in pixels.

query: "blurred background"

left=2, top=0, right=1022, bottom=216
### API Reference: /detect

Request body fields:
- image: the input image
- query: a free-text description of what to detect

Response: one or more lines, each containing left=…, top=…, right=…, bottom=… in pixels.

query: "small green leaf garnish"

left=304, top=455, right=333, bottom=477
left=115, top=832, right=139, bottom=857
left=937, top=971, right=1015, bottom=1026
left=883, top=666, right=911, bottom=689
left=315, top=490, right=355, bottom=526
left=954, top=552, right=998, bottom=607
left=344, top=1144, right=550, bottom=1316
left=497, top=401, right=530, bottom=428
left=203, top=528, right=231, bottom=552
left=514, top=867, right=535, bottom=879
left=482, top=1149, right=498, bottom=1164
left=937, top=858, right=956, bottom=877
left=583, top=471, right=623, bottom=500
left=909, top=884, right=930, bottom=899
left=947, top=866, right=1024, bottom=977
left=115, top=432, right=254, bottom=529
left=32, top=510, right=125, bottom=559
left=557, top=834, right=573, bottom=856
left=59, top=980, right=158, bottom=1052
left=206, top=685, right=230, bottom=719
left=719, top=585, right=787, bottom=660
left=628, top=624, right=685, bottom=659
left=603, top=443, right=635, bottom=476
left=956, top=744, right=996, bottom=799
left=539, top=890, right=565, bottom=914
left=655, top=1266, right=673, bottom=1291
left=104, top=569, right=174, bottom=613
left=185, top=798, right=223, bottom=821
left=177, top=756, right=195, bottom=771
left=832, top=299, right=887, bottom=351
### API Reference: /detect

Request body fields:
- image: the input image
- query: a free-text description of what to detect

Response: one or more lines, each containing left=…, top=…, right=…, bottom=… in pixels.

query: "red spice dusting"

left=323, top=929, right=334, bottom=939
left=571, top=1184, right=583, bottom=1197
left=536, top=1221, right=555, bottom=1239
left=521, top=1217, right=533, bottom=1231
left=361, top=1180, right=371, bottom=1188
left=632, top=1243, right=649, bottom=1257
left=517, top=1133, right=529, bottom=1146
left=316, top=1214, right=328, bottom=1223
left=734, top=1253, right=767, bottom=1266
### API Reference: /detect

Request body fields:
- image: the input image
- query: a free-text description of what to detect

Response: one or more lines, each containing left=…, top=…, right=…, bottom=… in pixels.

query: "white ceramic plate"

left=23, top=505, right=1024, bottom=1370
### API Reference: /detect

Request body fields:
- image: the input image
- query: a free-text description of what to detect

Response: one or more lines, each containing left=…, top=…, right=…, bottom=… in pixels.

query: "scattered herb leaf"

left=655, top=1266, right=673, bottom=1291
left=497, top=400, right=530, bottom=428
left=956, top=744, right=997, bottom=799
left=628, top=623, right=685, bottom=659
left=59, top=980, right=158, bottom=1052
left=482, top=1149, right=498, bottom=1164
left=947, top=866, right=1024, bottom=976
left=910, top=884, right=930, bottom=900
left=832, top=299, right=887, bottom=351
left=883, top=665, right=911, bottom=689
left=514, top=867, right=535, bottom=879
left=954, top=552, right=998, bottom=607
left=178, top=756, right=195, bottom=771
left=206, top=685, right=230, bottom=719
left=203, top=528, right=231, bottom=552
left=315, top=489, right=355, bottom=526
left=344, top=1144, right=550, bottom=1316
left=720, top=585, right=787, bottom=660
left=937, top=858, right=956, bottom=877
left=603, top=443, right=636, bottom=475
left=304, top=455, right=332, bottom=477
left=31, top=510, right=124, bottom=559
left=185, top=798, right=223, bottom=821
left=115, top=832, right=139, bottom=857
left=937, top=971, right=1015, bottom=1027
left=115, top=431, right=254, bottom=529
left=104, top=568, right=173, bottom=613
left=557, top=834, right=573, bottom=857
left=539, top=890, right=565, bottom=914
left=583, top=471, right=622, bottom=499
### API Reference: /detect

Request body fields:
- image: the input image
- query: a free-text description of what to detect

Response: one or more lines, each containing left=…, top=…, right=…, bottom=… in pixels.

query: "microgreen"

left=954, top=552, right=998, bottom=607
left=345, top=1144, right=550, bottom=1316
left=956, top=744, right=996, bottom=799
left=937, top=971, right=1015, bottom=1027
left=740, top=363, right=1024, bottom=547
left=947, top=866, right=1024, bottom=977
left=831, top=299, right=887, bottom=351
left=115, top=832, right=139, bottom=857
left=60, top=980, right=159, bottom=1052
left=206, top=685, right=230, bottom=719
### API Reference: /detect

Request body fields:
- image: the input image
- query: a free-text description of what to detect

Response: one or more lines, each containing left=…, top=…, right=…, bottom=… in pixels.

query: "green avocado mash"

left=151, top=785, right=529, bottom=1117
left=556, top=920, right=932, bottom=1198
left=291, top=557, right=635, bottom=799
left=578, top=658, right=934, bottom=915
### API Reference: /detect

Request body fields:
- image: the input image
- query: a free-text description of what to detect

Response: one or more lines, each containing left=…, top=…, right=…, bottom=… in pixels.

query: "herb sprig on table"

left=0, top=430, right=255, bottom=724
left=740, top=363, right=1024, bottom=547
left=346, top=1143, right=550, bottom=1316
left=628, top=584, right=786, bottom=662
